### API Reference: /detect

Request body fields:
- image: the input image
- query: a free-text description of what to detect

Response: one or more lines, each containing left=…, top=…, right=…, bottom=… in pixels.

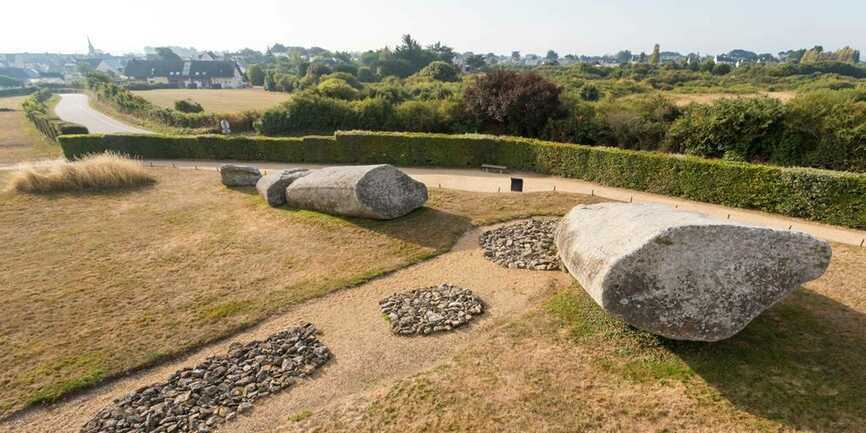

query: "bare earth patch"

left=0, top=167, right=601, bottom=417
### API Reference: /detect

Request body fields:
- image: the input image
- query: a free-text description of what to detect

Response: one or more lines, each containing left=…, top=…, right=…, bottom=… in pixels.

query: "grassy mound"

left=9, top=152, right=154, bottom=194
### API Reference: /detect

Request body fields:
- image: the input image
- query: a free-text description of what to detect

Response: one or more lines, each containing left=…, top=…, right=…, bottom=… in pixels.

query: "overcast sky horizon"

left=2, top=0, right=864, bottom=56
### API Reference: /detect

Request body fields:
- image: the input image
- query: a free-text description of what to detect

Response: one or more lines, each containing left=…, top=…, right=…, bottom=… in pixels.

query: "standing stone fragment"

left=256, top=168, right=310, bottom=207
left=285, top=165, right=427, bottom=220
left=219, top=164, right=261, bottom=187
left=554, top=203, right=832, bottom=342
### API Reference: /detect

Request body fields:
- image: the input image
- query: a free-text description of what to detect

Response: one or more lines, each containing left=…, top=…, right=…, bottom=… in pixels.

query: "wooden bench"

left=481, top=164, right=508, bottom=173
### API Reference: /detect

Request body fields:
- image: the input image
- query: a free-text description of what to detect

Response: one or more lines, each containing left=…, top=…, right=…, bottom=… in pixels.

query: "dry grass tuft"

left=9, top=152, right=154, bottom=193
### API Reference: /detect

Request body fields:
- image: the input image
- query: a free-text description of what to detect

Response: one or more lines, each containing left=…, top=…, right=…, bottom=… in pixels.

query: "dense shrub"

left=596, top=94, right=681, bottom=151
left=578, top=84, right=600, bottom=101
left=316, top=78, right=360, bottom=100
left=463, top=70, right=562, bottom=137
left=778, top=90, right=866, bottom=171
left=59, top=131, right=866, bottom=229
left=320, top=72, right=361, bottom=89
left=416, top=61, right=460, bottom=82
left=668, top=97, right=785, bottom=161
left=259, top=94, right=355, bottom=135
left=174, top=99, right=204, bottom=113
left=258, top=92, right=464, bottom=135
left=357, top=66, right=377, bottom=83
left=541, top=101, right=603, bottom=145
left=393, top=99, right=458, bottom=132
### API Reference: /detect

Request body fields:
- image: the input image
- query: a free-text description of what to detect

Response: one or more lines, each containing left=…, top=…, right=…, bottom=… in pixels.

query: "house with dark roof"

left=123, top=59, right=246, bottom=89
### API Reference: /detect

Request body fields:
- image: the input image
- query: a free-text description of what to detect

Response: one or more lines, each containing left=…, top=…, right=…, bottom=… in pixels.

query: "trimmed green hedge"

left=22, top=91, right=89, bottom=141
left=27, top=112, right=89, bottom=141
left=58, top=130, right=866, bottom=229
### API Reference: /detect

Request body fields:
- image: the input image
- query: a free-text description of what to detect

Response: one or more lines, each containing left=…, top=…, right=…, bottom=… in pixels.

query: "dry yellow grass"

left=0, top=167, right=601, bottom=416
left=9, top=153, right=154, bottom=193
left=671, top=91, right=797, bottom=107
left=0, top=96, right=61, bottom=164
left=132, top=88, right=291, bottom=113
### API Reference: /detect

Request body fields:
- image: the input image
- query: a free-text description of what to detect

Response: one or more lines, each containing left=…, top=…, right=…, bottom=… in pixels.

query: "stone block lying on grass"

left=219, top=164, right=261, bottom=187
left=256, top=168, right=310, bottom=207
left=285, top=164, right=428, bottom=220
left=554, top=203, right=832, bottom=342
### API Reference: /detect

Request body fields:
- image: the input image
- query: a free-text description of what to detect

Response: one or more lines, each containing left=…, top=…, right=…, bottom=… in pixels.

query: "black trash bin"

left=510, top=177, right=523, bottom=192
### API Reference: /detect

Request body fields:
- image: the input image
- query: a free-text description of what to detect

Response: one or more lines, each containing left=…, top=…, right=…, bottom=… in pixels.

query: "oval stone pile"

left=480, top=218, right=560, bottom=270
left=81, top=323, right=330, bottom=433
left=379, top=284, right=484, bottom=335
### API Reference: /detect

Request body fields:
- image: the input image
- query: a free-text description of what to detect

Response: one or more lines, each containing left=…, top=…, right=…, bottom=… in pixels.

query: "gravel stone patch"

left=480, top=218, right=560, bottom=271
left=81, top=323, right=330, bottom=433
left=379, top=284, right=484, bottom=336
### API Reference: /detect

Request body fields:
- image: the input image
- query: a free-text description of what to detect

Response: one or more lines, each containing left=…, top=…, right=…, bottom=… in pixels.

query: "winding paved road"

left=54, top=94, right=150, bottom=134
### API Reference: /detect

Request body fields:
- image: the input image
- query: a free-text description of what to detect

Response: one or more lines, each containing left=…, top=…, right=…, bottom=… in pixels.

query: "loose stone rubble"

left=379, top=284, right=484, bottom=335
left=81, top=323, right=330, bottom=433
left=555, top=203, right=833, bottom=342
left=480, top=219, right=560, bottom=271
left=219, top=164, right=261, bottom=187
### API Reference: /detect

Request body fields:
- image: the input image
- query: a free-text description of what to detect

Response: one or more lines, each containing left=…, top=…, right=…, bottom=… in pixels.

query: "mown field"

left=287, top=242, right=866, bottom=433
left=0, top=96, right=61, bottom=164
left=132, top=88, right=291, bottom=113
left=669, top=90, right=797, bottom=106
left=0, top=168, right=597, bottom=416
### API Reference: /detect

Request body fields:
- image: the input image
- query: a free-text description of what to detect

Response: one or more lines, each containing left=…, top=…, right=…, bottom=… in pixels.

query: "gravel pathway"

left=0, top=222, right=573, bottom=433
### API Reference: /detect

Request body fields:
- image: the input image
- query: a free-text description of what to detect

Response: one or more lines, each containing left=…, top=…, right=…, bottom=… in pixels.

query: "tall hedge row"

left=58, top=131, right=866, bottom=229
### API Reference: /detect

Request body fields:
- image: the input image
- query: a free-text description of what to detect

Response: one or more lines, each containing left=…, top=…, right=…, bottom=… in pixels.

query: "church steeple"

left=87, top=36, right=96, bottom=56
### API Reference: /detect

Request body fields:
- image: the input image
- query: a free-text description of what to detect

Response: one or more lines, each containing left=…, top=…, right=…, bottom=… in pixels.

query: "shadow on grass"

left=7, top=181, right=157, bottom=200
left=666, top=289, right=866, bottom=433
left=548, top=288, right=866, bottom=433
left=341, top=206, right=473, bottom=253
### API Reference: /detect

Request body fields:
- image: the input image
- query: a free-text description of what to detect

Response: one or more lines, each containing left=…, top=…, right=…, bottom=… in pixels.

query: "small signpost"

left=510, top=177, right=524, bottom=192
left=220, top=119, right=231, bottom=134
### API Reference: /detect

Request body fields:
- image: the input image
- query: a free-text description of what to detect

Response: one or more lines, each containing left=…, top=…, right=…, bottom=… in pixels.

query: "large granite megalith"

left=219, top=164, right=261, bottom=187
left=256, top=168, right=310, bottom=207
left=284, top=165, right=428, bottom=220
left=554, top=203, right=832, bottom=342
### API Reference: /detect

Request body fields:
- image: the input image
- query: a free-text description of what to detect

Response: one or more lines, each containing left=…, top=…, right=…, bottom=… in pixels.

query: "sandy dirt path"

left=0, top=225, right=573, bottom=433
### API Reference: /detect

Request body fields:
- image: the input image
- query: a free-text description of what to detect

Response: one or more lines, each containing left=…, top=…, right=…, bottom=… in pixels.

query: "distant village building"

left=124, top=59, right=246, bottom=88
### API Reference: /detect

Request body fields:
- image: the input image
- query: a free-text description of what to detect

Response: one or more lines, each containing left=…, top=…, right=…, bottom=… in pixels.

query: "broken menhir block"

left=219, top=164, right=261, bottom=187
left=256, top=168, right=310, bottom=207
left=554, top=203, right=832, bottom=342
left=284, top=164, right=428, bottom=220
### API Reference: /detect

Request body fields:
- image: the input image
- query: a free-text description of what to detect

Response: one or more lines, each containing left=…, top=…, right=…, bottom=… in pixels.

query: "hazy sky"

left=2, top=0, right=864, bottom=56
